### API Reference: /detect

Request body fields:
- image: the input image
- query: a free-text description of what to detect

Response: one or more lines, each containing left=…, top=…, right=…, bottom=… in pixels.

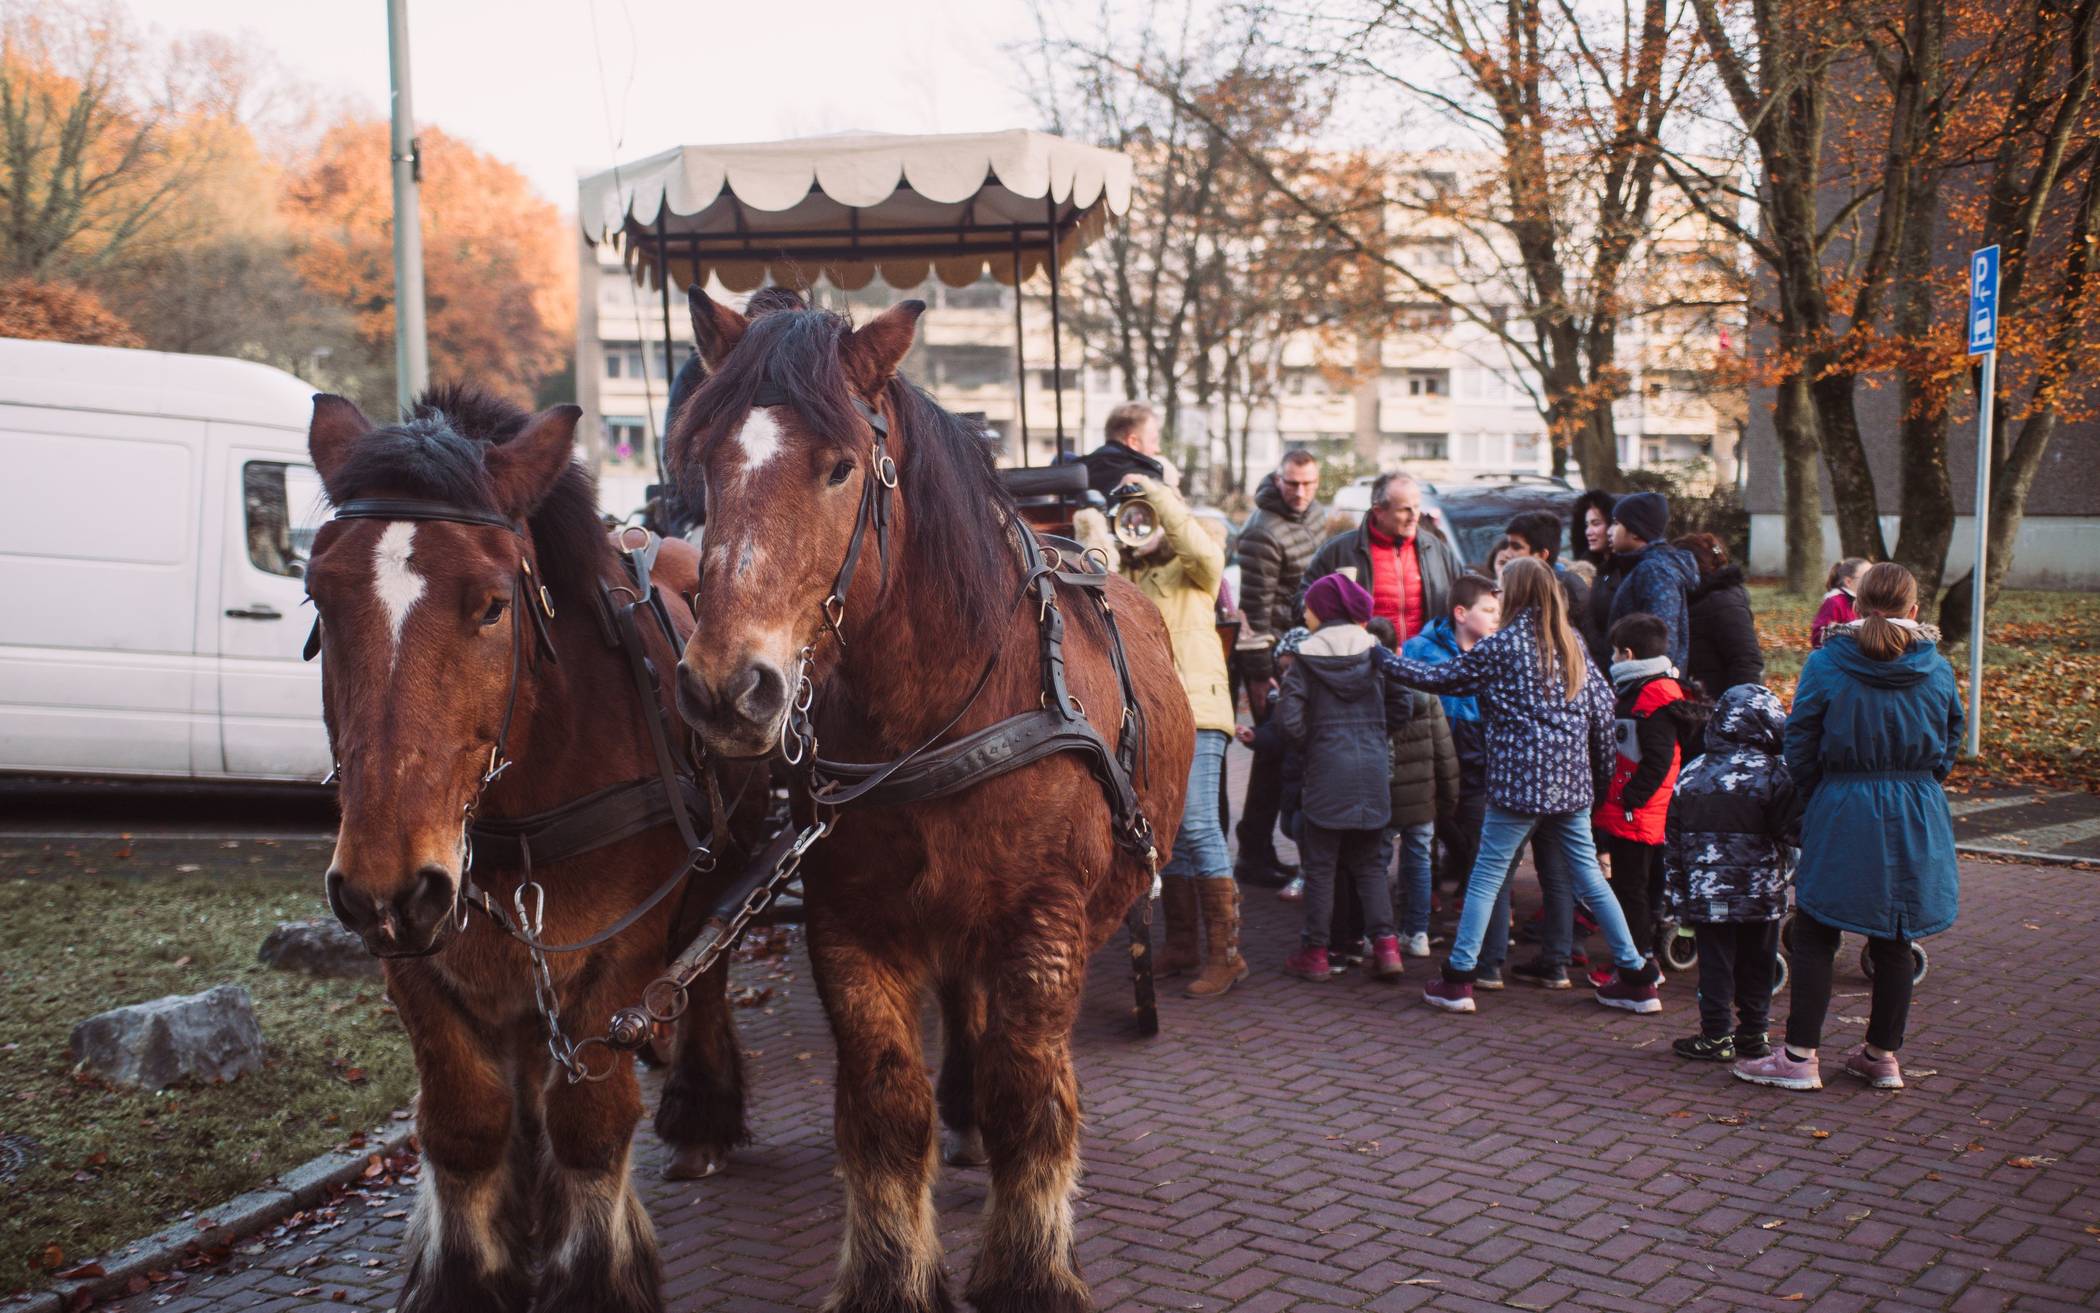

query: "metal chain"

left=638, top=816, right=830, bottom=1026
left=511, top=880, right=616, bottom=1083
left=780, top=645, right=820, bottom=765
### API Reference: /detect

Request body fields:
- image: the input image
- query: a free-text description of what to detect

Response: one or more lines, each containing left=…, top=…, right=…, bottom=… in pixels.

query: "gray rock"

left=258, top=919, right=379, bottom=978
left=70, top=984, right=265, bottom=1090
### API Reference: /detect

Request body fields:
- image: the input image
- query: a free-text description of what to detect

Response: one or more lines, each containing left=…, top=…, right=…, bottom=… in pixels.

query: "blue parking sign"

left=1968, top=245, right=1999, bottom=354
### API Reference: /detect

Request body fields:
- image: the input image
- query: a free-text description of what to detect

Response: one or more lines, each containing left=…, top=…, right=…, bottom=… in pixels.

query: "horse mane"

left=671, top=293, right=1019, bottom=634
left=323, top=383, right=611, bottom=605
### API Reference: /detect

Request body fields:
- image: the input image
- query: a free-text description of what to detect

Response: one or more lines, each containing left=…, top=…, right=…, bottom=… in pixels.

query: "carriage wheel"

left=1661, top=928, right=1700, bottom=973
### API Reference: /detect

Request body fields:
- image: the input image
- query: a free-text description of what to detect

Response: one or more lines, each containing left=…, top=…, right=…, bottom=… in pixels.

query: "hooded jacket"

left=1377, top=608, right=1615, bottom=816
left=1400, top=616, right=1485, bottom=776
left=1663, top=684, right=1798, bottom=923
left=1595, top=666, right=1694, bottom=845
left=1235, top=473, right=1328, bottom=646
left=1786, top=624, right=1964, bottom=939
left=1608, top=540, right=1700, bottom=671
left=1684, top=564, right=1765, bottom=697
left=1301, top=515, right=1461, bottom=643
left=1279, top=623, right=1411, bottom=829
left=1388, top=689, right=1459, bottom=828
left=1120, top=477, right=1233, bottom=732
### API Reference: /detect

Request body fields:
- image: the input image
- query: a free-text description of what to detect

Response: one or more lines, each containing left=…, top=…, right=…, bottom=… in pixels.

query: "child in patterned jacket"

left=1662, top=684, right=1799, bottom=1063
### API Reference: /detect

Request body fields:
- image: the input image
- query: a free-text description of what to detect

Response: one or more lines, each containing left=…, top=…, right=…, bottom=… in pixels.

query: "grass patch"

left=0, top=838, right=414, bottom=1294
left=1749, top=584, right=2100, bottom=793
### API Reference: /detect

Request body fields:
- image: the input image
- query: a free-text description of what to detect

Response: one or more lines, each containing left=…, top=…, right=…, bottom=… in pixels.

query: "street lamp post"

left=387, top=0, right=429, bottom=416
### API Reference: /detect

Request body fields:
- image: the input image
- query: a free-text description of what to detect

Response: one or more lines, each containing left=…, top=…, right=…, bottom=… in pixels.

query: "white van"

left=0, top=339, right=331, bottom=782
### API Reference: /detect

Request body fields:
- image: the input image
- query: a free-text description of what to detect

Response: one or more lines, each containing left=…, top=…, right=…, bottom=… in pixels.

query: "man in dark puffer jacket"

left=1663, top=684, right=1799, bottom=1063
left=1233, top=450, right=1326, bottom=885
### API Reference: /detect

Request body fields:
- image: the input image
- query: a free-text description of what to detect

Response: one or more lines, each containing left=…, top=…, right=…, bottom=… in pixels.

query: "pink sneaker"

left=1842, top=1047, right=1904, bottom=1090
left=1422, top=976, right=1475, bottom=1013
left=1282, top=945, right=1331, bottom=981
left=1733, top=1047, right=1822, bottom=1091
left=1370, top=934, right=1405, bottom=980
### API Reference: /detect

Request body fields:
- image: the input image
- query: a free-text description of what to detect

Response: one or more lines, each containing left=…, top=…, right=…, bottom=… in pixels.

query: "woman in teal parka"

left=1736, top=563, right=1963, bottom=1095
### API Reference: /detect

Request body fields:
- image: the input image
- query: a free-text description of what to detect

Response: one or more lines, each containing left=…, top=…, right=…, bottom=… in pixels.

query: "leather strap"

left=331, top=498, right=520, bottom=531
left=467, top=775, right=705, bottom=868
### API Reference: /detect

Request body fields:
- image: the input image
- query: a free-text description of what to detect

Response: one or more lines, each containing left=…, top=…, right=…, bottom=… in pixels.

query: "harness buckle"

left=873, top=446, right=898, bottom=489
left=822, top=592, right=847, bottom=635
left=485, top=746, right=512, bottom=785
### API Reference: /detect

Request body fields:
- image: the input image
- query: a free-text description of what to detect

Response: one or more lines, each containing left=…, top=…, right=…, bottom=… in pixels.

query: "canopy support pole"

left=1012, top=232, right=1030, bottom=466
left=1045, top=194, right=1067, bottom=458
left=657, top=212, right=677, bottom=482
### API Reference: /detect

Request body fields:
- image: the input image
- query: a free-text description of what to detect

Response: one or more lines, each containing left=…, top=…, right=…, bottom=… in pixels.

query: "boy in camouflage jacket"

left=1663, top=684, right=1800, bottom=1063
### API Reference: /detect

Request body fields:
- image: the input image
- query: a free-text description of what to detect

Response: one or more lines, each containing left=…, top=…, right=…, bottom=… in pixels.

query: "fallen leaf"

left=54, top=1262, right=105, bottom=1279
left=172, top=955, right=192, bottom=968
left=361, top=1154, right=385, bottom=1179
left=36, top=1243, right=64, bottom=1271
left=293, top=1287, right=321, bottom=1297
left=1759, top=1219, right=1785, bottom=1230
left=2006, top=1155, right=2054, bottom=1169
left=1781, top=1295, right=1805, bottom=1303
left=1808, top=1129, right=1831, bottom=1140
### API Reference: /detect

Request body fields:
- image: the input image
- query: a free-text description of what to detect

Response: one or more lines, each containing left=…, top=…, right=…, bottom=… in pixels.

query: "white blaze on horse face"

left=733, top=406, right=784, bottom=474
left=371, top=522, right=424, bottom=659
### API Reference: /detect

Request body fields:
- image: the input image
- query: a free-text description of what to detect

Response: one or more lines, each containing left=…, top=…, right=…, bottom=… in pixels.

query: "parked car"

left=1330, top=471, right=1576, bottom=570
left=0, top=339, right=330, bottom=782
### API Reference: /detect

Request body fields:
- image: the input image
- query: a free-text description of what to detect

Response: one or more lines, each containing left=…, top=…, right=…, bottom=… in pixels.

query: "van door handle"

left=225, top=605, right=283, bottom=620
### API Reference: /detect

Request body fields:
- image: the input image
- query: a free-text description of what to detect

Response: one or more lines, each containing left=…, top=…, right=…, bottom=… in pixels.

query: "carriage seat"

left=998, top=465, right=1090, bottom=499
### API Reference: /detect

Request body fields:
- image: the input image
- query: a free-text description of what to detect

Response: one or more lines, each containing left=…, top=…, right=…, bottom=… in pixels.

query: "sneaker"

left=1282, top=945, right=1330, bottom=981
left=1277, top=875, right=1304, bottom=902
left=1734, top=1047, right=1822, bottom=1091
left=1475, top=967, right=1505, bottom=990
left=1842, top=1047, right=1904, bottom=1090
left=1588, top=965, right=1616, bottom=990
left=1595, top=972, right=1662, bottom=1014
left=1510, top=958, right=1571, bottom=990
left=1402, top=932, right=1431, bottom=958
left=1673, top=1034, right=1735, bottom=1062
left=1370, top=935, right=1405, bottom=980
left=1569, top=949, right=1590, bottom=968
left=1422, top=976, right=1476, bottom=1013
left=1339, top=938, right=1367, bottom=968
left=1734, top=1032, right=1773, bottom=1059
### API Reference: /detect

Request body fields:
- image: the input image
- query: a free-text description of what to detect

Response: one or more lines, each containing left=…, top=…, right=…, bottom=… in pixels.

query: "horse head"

left=302, top=392, right=580, bottom=957
left=668, top=288, right=924, bottom=758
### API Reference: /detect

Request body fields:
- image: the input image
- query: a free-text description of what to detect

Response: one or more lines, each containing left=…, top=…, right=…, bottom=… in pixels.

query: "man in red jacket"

left=1593, top=612, right=1700, bottom=983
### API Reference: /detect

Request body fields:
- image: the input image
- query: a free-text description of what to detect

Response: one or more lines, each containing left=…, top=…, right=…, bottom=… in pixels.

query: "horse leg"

left=390, top=977, right=533, bottom=1313
left=656, top=956, right=749, bottom=1180
left=535, top=1045, right=662, bottom=1313
left=809, top=927, right=954, bottom=1313
left=964, top=894, right=1092, bottom=1313
left=936, top=973, right=987, bottom=1168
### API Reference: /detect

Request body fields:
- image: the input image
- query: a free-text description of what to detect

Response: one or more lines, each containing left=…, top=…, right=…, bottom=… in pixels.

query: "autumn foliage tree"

left=0, top=276, right=140, bottom=344
left=280, top=121, right=574, bottom=412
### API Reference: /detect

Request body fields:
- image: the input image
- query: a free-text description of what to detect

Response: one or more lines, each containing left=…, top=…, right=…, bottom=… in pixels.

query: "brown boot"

left=1158, top=876, right=1201, bottom=978
left=1185, top=879, right=1249, bottom=998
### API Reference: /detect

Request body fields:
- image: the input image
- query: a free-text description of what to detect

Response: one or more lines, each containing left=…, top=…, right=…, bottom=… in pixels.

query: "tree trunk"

left=1776, top=370, right=1823, bottom=594
left=1983, top=408, right=2060, bottom=609
left=1807, top=370, right=1889, bottom=561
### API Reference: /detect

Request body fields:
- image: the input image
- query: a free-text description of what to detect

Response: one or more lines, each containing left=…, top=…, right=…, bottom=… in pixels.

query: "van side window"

left=242, top=461, right=323, bottom=577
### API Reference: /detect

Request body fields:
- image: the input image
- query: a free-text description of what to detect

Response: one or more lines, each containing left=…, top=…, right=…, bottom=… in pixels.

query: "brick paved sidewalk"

left=87, top=855, right=2100, bottom=1313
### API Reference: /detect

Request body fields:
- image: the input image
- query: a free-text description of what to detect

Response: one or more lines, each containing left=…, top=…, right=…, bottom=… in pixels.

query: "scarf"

left=1610, top=653, right=1675, bottom=693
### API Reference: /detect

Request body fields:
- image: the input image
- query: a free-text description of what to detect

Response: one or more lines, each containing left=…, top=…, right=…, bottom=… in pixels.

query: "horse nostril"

left=324, top=869, right=362, bottom=932
left=404, top=866, right=454, bottom=925
left=676, top=661, right=715, bottom=725
left=731, top=662, right=784, bottom=724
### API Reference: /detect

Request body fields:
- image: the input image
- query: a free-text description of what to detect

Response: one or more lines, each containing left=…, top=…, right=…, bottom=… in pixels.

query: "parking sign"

left=1969, top=245, right=1999, bottom=355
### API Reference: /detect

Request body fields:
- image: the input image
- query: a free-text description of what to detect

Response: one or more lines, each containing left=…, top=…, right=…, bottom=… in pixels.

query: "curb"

left=1956, top=842, right=2098, bottom=869
left=12, top=1119, right=415, bottom=1313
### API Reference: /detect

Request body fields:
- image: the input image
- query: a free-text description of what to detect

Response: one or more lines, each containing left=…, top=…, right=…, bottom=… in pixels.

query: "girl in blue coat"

left=1736, top=563, right=1963, bottom=1094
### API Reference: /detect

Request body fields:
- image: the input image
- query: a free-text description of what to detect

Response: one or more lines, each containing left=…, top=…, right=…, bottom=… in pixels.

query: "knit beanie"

left=1612, top=491, right=1669, bottom=545
left=1304, top=573, right=1374, bottom=626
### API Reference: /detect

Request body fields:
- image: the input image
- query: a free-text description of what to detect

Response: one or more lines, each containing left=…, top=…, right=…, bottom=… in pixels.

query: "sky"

left=150, top=0, right=1049, bottom=208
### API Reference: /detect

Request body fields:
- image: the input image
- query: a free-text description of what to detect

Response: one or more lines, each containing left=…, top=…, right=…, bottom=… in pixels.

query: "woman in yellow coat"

left=1116, top=473, right=1244, bottom=997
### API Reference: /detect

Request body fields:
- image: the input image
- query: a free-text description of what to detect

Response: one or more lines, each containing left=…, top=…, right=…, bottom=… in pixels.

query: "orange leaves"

left=0, top=279, right=142, bottom=347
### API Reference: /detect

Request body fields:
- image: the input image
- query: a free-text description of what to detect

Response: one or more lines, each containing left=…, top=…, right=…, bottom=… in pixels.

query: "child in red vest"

left=1593, top=613, right=1700, bottom=983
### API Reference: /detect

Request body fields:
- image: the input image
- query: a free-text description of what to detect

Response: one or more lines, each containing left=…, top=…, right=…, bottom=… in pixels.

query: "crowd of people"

left=1087, top=412, right=1963, bottom=1096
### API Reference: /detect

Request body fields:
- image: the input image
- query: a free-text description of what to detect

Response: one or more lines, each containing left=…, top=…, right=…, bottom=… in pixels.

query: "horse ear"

left=688, top=286, right=747, bottom=369
left=486, top=405, right=581, bottom=518
left=842, top=300, right=925, bottom=396
left=308, top=394, right=372, bottom=495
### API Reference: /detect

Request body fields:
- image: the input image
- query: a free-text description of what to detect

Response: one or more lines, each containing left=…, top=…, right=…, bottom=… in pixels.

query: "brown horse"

left=304, top=386, right=760, bottom=1313
left=668, top=288, right=1194, bottom=1313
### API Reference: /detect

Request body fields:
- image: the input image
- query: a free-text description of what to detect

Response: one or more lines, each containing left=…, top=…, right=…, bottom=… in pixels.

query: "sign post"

left=387, top=0, right=428, bottom=416
left=1965, top=245, right=1999, bottom=759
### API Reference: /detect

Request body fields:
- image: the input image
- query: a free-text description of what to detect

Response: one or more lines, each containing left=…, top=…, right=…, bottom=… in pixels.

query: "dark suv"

left=1423, top=474, right=1579, bottom=572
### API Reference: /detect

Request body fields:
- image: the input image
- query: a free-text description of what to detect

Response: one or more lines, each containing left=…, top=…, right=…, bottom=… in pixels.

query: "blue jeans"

left=1397, top=823, right=1434, bottom=937
left=1449, top=806, right=1644, bottom=975
left=1530, top=837, right=1575, bottom=966
left=1162, top=730, right=1231, bottom=880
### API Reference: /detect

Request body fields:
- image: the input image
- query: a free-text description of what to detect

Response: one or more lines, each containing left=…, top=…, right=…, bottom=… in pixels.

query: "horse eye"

left=481, top=598, right=509, bottom=628
left=827, top=459, right=855, bottom=486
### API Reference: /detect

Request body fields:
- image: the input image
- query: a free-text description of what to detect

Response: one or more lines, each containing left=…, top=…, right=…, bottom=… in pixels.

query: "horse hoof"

left=941, top=1126, right=987, bottom=1167
left=662, top=1147, right=726, bottom=1180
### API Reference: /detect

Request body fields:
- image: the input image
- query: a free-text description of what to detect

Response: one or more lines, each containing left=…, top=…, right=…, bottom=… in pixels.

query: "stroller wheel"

left=1661, top=929, right=1700, bottom=973
left=1772, top=951, right=1789, bottom=995
left=1858, top=943, right=1929, bottom=984
left=1779, top=913, right=1795, bottom=953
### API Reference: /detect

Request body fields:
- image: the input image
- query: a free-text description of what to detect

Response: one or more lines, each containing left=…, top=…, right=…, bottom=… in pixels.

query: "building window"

left=1512, top=431, right=1543, bottom=469
left=1390, top=300, right=1454, bottom=330
left=924, top=344, right=1010, bottom=391
left=605, top=416, right=648, bottom=466
left=1385, top=432, right=1448, bottom=461
left=941, top=279, right=1007, bottom=310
